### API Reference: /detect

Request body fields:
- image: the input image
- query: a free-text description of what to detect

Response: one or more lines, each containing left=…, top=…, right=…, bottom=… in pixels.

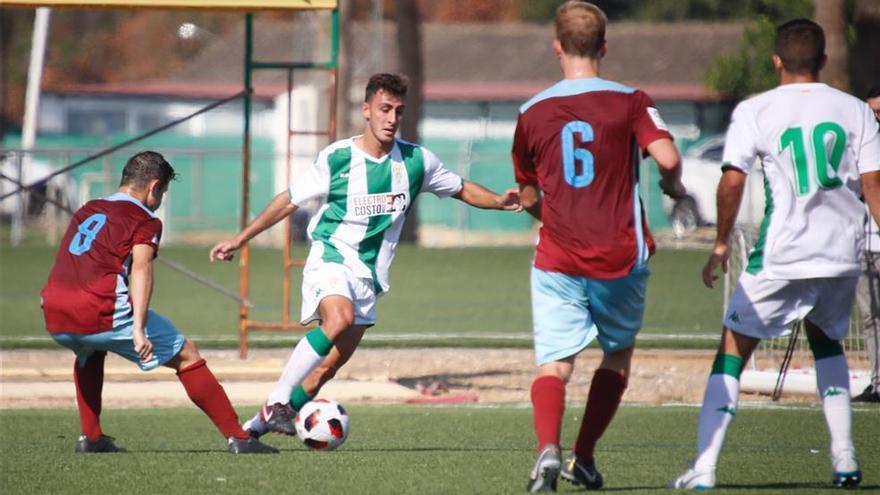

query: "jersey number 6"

left=561, top=120, right=595, bottom=188
left=68, top=213, right=107, bottom=256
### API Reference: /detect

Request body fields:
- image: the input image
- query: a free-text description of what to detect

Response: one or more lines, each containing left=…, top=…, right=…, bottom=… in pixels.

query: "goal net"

left=725, top=226, right=869, bottom=396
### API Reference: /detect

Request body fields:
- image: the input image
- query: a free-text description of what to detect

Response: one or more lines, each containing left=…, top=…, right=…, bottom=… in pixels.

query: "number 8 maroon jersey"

left=512, top=78, right=673, bottom=279
left=41, top=193, right=162, bottom=334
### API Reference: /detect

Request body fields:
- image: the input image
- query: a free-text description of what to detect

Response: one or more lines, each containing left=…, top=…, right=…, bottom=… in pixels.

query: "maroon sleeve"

left=133, top=217, right=162, bottom=256
left=631, top=90, right=673, bottom=151
left=512, top=113, right=539, bottom=185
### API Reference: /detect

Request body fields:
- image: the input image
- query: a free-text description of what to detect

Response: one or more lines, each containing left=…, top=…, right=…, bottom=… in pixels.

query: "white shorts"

left=300, top=262, right=377, bottom=326
left=724, top=272, right=858, bottom=340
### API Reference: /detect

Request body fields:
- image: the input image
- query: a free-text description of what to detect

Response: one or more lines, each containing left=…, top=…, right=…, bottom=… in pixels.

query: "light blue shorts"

left=531, top=266, right=649, bottom=365
left=51, top=310, right=186, bottom=371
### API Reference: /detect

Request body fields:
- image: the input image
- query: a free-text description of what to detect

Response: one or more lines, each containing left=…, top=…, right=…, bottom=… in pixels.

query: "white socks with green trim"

left=693, top=353, right=743, bottom=473
left=266, top=328, right=334, bottom=405
left=815, top=354, right=854, bottom=456
left=694, top=373, right=740, bottom=472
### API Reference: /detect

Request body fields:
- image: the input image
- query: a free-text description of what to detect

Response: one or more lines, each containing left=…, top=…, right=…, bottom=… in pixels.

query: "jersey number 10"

left=779, top=122, right=845, bottom=195
left=68, top=213, right=107, bottom=256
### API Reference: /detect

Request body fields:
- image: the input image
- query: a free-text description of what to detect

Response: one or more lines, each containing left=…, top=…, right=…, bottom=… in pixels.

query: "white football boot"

left=831, top=449, right=862, bottom=489
left=668, top=463, right=716, bottom=490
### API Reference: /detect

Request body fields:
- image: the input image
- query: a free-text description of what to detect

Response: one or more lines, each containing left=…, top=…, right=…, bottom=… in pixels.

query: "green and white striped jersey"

left=723, top=83, right=880, bottom=279
left=289, top=137, right=464, bottom=294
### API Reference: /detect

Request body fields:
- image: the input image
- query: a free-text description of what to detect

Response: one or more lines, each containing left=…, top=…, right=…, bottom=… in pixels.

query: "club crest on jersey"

left=350, top=192, right=409, bottom=217
left=647, top=107, right=669, bottom=131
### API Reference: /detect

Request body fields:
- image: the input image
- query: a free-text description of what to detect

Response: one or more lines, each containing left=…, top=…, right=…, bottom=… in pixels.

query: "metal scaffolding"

left=238, top=9, right=339, bottom=357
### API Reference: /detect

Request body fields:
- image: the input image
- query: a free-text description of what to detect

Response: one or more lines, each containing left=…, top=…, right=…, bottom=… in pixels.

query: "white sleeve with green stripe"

left=289, top=148, right=331, bottom=207
left=420, top=147, right=464, bottom=197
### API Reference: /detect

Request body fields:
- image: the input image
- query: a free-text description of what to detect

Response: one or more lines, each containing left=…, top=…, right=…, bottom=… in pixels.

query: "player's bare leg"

left=248, top=296, right=358, bottom=436
left=295, top=325, right=368, bottom=407
left=670, top=328, right=759, bottom=489
left=527, top=356, right=574, bottom=492
left=164, top=339, right=277, bottom=454
left=804, top=320, right=861, bottom=488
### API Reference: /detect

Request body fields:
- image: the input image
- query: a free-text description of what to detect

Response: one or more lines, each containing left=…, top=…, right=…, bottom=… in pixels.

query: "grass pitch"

left=1, top=244, right=722, bottom=347
left=1, top=404, right=877, bottom=494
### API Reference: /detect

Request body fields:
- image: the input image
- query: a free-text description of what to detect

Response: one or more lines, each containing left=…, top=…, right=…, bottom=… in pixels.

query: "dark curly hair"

left=364, top=73, right=408, bottom=102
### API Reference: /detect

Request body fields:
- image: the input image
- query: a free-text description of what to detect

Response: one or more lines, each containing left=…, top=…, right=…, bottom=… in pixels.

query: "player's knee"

left=539, top=362, right=573, bottom=383
left=176, top=339, right=202, bottom=365
left=322, top=313, right=355, bottom=340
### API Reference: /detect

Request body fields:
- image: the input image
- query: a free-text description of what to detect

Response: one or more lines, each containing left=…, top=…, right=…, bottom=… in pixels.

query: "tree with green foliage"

left=704, top=17, right=779, bottom=99
left=703, top=0, right=815, bottom=98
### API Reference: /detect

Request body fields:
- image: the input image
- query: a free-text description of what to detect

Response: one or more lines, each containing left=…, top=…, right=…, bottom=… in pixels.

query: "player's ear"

left=771, top=54, right=784, bottom=72
left=362, top=100, right=370, bottom=121
left=818, top=53, right=827, bottom=72
left=552, top=39, right=563, bottom=58
left=147, top=178, right=162, bottom=195
left=598, top=41, right=607, bottom=59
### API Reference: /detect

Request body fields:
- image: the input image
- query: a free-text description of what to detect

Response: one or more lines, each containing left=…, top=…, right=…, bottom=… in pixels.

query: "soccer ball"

left=294, top=399, right=350, bottom=451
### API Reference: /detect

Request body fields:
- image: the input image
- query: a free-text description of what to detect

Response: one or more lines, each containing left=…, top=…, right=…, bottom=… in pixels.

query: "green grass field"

left=0, top=243, right=722, bottom=348
left=1, top=404, right=876, bottom=494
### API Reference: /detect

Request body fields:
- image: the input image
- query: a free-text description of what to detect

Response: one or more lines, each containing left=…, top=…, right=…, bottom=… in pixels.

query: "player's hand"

left=209, top=238, right=241, bottom=262
left=660, top=179, right=687, bottom=200
left=499, top=188, right=523, bottom=212
left=133, top=331, right=154, bottom=363
left=702, top=244, right=730, bottom=289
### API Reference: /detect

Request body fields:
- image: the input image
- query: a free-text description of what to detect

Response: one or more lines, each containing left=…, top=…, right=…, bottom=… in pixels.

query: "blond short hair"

left=555, top=1, right=607, bottom=58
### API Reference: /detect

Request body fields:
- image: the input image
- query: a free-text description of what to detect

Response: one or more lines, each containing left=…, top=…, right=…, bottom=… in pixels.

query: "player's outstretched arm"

left=129, top=243, right=155, bottom=363
left=452, top=180, right=522, bottom=211
left=647, top=138, right=686, bottom=199
left=702, top=169, right=747, bottom=289
left=862, top=171, right=880, bottom=226
left=209, top=191, right=297, bottom=262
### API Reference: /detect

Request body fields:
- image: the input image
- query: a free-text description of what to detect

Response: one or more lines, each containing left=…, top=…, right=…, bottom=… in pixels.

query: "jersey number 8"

left=68, top=213, right=107, bottom=256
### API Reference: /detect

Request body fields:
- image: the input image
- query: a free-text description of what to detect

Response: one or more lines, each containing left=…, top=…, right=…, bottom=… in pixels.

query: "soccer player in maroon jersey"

left=513, top=2, right=685, bottom=491
left=41, top=151, right=277, bottom=454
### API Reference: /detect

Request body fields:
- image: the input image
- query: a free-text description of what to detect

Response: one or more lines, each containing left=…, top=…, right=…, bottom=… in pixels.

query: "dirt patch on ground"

left=0, top=347, right=799, bottom=408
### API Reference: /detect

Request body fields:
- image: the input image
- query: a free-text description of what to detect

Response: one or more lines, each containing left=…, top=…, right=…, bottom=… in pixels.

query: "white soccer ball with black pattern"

left=294, top=399, right=350, bottom=450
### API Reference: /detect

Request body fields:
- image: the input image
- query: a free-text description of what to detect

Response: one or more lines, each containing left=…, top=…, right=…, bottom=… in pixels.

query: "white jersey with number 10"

left=722, top=82, right=880, bottom=280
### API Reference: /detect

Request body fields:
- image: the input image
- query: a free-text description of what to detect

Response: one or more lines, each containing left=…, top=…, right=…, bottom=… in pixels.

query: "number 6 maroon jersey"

left=41, top=193, right=162, bottom=334
left=512, top=78, right=673, bottom=279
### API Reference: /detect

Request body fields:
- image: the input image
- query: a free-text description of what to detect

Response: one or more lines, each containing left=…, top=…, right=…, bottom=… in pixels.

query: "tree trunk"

left=814, top=0, right=849, bottom=91
left=395, top=0, right=423, bottom=243
left=852, top=0, right=880, bottom=99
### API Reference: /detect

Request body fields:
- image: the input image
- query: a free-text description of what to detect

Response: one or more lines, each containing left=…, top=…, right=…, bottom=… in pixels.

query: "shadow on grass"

left=717, top=481, right=877, bottom=490
left=276, top=446, right=532, bottom=453
left=393, top=369, right=523, bottom=391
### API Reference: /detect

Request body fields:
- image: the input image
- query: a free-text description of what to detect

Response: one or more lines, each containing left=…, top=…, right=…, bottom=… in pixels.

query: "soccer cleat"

left=852, top=385, right=880, bottom=403
left=227, top=436, right=279, bottom=454
left=560, top=452, right=603, bottom=490
left=259, top=402, right=296, bottom=436
left=526, top=444, right=561, bottom=493
left=243, top=414, right=267, bottom=439
left=75, top=434, right=125, bottom=453
left=667, top=464, right=716, bottom=490
left=831, top=450, right=861, bottom=489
